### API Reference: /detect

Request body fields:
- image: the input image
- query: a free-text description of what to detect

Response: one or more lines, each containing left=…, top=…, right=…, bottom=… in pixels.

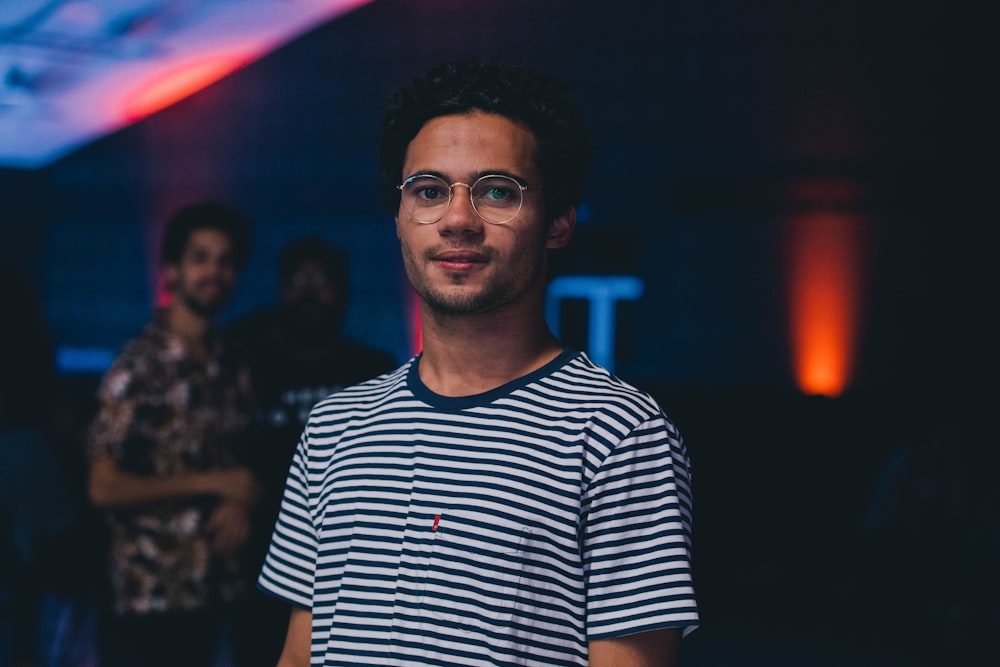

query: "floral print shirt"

left=86, top=310, right=255, bottom=615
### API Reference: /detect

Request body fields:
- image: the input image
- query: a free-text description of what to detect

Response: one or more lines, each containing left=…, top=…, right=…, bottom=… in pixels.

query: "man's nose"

left=437, top=183, right=483, bottom=234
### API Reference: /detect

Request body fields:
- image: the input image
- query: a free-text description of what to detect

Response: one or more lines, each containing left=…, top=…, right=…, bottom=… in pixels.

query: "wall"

left=4, top=0, right=989, bottom=392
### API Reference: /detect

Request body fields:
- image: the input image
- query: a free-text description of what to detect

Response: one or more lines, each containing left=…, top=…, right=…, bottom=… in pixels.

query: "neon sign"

left=545, top=275, right=644, bottom=374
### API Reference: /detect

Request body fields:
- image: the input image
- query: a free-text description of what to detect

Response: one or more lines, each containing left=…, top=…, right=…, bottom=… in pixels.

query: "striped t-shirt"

left=259, top=349, right=698, bottom=666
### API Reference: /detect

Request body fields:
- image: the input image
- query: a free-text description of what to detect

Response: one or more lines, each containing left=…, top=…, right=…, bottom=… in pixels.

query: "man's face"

left=167, top=228, right=239, bottom=319
left=281, top=258, right=341, bottom=333
left=282, top=259, right=337, bottom=310
left=395, top=111, right=573, bottom=318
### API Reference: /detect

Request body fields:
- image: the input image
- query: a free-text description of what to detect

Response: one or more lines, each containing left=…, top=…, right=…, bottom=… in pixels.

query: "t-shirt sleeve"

left=257, top=428, right=317, bottom=609
left=582, top=412, right=699, bottom=640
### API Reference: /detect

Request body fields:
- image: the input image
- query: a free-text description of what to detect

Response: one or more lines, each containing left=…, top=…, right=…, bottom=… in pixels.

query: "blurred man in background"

left=228, top=236, right=396, bottom=666
left=86, top=201, right=259, bottom=667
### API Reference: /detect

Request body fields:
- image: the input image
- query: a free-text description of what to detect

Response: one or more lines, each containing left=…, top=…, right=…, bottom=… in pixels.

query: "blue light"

left=545, top=275, right=644, bottom=373
left=56, top=346, right=115, bottom=374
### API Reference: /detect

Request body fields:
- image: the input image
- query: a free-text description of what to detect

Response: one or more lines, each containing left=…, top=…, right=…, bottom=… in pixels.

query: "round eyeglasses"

left=398, top=174, right=528, bottom=225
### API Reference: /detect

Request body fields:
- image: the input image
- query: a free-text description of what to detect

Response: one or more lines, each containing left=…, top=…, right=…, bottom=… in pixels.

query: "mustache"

left=193, top=279, right=230, bottom=291
left=422, top=244, right=498, bottom=262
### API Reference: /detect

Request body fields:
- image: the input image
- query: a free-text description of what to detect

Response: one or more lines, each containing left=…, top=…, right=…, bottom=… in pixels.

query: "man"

left=86, top=201, right=260, bottom=667
left=231, top=236, right=398, bottom=462
left=227, top=237, right=397, bottom=666
left=259, top=58, right=699, bottom=666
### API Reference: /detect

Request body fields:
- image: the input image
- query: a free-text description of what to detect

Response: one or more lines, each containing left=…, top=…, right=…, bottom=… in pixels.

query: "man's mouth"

left=198, top=282, right=226, bottom=299
left=433, top=250, right=488, bottom=271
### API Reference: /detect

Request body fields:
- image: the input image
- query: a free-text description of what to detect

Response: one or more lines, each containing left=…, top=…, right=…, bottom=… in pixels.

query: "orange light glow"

left=784, top=181, right=867, bottom=397
left=122, top=52, right=255, bottom=122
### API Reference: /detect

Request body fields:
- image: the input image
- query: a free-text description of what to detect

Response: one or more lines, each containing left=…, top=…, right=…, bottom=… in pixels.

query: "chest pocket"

left=417, top=510, right=532, bottom=631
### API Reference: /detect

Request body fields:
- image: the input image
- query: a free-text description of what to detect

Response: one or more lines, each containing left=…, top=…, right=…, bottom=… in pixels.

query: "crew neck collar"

left=407, top=348, right=579, bottom=412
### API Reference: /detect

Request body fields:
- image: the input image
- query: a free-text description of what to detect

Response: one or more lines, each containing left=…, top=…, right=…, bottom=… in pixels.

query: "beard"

left=177, top=282, right=231, bottom=319
left=401, top=241, right=544, bottom=317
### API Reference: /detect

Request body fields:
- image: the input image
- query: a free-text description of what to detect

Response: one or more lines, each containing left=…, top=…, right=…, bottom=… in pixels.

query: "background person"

left=227, top=236, right=396, bottom=666
left=85, top=201, right=260, bottom=667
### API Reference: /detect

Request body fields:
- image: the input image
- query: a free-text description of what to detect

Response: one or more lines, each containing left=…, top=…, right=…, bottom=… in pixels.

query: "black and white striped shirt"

left=259, top=349, right=698, bottom=666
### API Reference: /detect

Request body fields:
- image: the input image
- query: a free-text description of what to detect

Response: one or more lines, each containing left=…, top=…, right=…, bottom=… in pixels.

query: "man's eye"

left=417, top=186, right=445, bottom=201
left=483, top=186, right=510, bottom=201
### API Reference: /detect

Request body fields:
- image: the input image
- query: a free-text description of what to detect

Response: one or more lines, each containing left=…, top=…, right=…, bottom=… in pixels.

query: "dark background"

left=2, top=0, right=997, bottom=664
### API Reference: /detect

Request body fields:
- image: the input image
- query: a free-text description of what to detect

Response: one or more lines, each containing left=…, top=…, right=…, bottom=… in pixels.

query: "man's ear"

left=546, top=206, right=576, bottom=249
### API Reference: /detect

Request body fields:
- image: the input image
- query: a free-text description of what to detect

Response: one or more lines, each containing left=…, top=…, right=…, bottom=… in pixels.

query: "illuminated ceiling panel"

left=0, top=0, right=373, bottom=168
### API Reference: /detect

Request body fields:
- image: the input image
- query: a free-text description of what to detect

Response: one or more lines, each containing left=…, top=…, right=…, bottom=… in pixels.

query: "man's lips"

left=432, top=250, right=488, bottom=271
left=196, top=282, right=227, bottom=298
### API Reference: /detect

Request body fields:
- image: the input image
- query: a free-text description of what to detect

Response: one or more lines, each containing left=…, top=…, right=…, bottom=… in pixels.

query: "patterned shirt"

left=86, top=310, right=255, bottom=615
left=259, top=350, right=698, bottom=666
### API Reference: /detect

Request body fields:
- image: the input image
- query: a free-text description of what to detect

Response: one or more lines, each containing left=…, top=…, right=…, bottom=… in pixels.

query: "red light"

left=122, top=52, right=255, bottom=122
left=410, top=287, right=423, bottom=355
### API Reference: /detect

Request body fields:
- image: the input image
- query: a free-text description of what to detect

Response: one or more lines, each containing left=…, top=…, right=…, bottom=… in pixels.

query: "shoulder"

left=223, top=308, right=279, bottom=354
left=306, top=362, right=410, bottom=420
left=98, top=334, right=149, bottom=394
left=105, top=343, right=138, bottom=377
left=98, top=320, right=180, bottom=394
left=225, top=308, right=277, bottom=339
left=117, top=317, right=178, bottom=362
left=293, top=362, right=411, bottom=457
left=544, top=352, right=666, bottom=424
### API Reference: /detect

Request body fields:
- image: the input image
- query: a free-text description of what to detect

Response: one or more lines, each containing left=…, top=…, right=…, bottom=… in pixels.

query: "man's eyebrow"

left=478, top=170, right=529, bottom=186
left=403, top=170, right=447, bottom=181
left=404, top=170, right=530, bottom=186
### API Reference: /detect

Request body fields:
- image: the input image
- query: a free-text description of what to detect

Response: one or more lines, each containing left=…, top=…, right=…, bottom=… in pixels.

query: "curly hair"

left=378, top=57, right=591, bottom=223
left=159, top=200, right=252, bottom=271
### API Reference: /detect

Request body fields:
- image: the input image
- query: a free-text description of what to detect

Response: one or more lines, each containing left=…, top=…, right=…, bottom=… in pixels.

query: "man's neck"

left=416, top=306, right=564, bottom=397
left=165, top=300, right=213, bottom=358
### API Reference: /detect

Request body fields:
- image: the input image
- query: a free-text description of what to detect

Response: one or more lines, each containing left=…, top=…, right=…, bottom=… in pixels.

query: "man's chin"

left=422, top=290, right=498, bottom=317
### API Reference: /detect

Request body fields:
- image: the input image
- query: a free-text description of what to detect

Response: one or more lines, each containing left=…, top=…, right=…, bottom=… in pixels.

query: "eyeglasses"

left=398, top=174, right=528, bottom=225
